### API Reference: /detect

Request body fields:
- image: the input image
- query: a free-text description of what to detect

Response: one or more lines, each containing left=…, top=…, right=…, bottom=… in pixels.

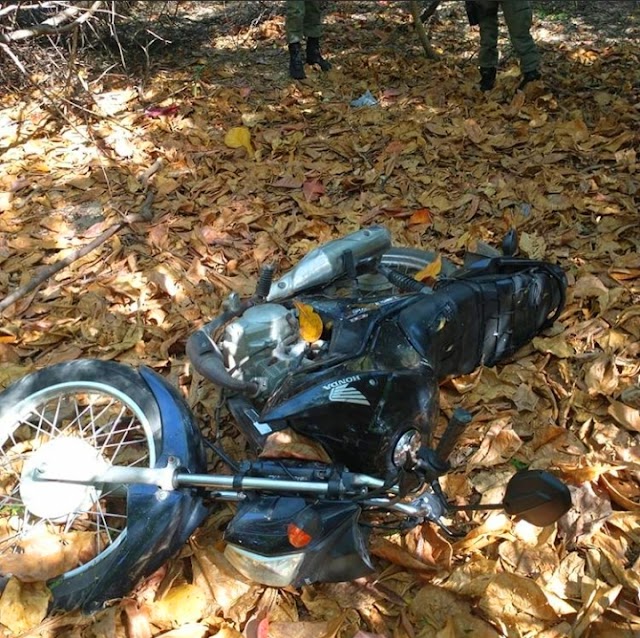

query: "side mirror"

left=503, top=470, right=572, bottom=527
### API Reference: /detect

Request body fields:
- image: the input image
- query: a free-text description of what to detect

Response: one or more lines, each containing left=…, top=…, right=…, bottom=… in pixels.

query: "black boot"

left=479, top=67, right=496, bottom=91
left=518, top=69, right=541, bottom=90
left=306, top=37, right=332, bottom=71
left=289, top=42, right=305, bottom=79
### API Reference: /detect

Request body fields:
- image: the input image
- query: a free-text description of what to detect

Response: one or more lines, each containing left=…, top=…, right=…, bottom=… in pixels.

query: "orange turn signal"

left=287, top=522, right=313, bottom=548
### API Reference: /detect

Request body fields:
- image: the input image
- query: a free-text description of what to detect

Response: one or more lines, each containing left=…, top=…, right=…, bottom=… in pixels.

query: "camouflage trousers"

left=286, top=0, right=323, bottom=43
left=477, top=0, right=540, bottom=73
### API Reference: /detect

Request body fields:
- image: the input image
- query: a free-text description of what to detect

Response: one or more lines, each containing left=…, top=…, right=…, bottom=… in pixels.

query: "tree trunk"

left=409, top=0, right=438, bottom=59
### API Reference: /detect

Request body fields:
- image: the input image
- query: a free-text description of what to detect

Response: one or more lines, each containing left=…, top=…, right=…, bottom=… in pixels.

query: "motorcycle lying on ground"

left=0, top=226, right=572, bottom=612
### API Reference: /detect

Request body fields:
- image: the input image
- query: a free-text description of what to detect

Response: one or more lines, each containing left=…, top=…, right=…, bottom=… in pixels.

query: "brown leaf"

left=302, top=178, right=325, bottom=202
left=468, top=419, right=522, bottom=468
left=511, top=383, right=539, bottom=412
left=558, top=482, right=612, bottom=545
left=532, top=335, right=574, bottom=359
left=408, top=208, right=433, bottom=226
left=260, top=428, right=332, bottom=463
left=608, top=401, right=640, bottom=432
left=571, top=583, right=622, bottom=638
left=409, top=584, right=499, bottom=637
left=463, top=118, right=487, bottom=145
left=585, top=355, right=620, bottom=396
left=369, top=535, right=436, bottom=572
left=600, top=472, right=640, bottom=511
left=404, top=524, right=452, bottom=569
left=478, top=573, right=558, bottom=637
left=0, top=529, right=97, bottom=582
left=155, top=624, right=209, bottom=638
left=273, top=176, right=304, bottom=189
left=190, top=546, right=255, bottom=617
left=121, top=599, right=153, bottom=638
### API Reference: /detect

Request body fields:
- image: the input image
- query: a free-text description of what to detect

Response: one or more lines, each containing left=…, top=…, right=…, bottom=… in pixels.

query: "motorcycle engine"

left=219, top=304, right=311, bottom=396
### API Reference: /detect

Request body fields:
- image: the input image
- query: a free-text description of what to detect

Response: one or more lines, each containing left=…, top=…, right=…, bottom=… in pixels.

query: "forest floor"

left=0, top=1, right=639, bottom=637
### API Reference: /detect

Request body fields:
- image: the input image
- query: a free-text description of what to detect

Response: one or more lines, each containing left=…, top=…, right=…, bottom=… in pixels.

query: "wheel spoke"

left=0, top=379, right=154, bottom=581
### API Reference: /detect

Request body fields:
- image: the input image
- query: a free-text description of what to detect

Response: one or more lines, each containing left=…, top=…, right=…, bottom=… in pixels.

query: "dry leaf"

left=260, top=428, right=332, bottom=462
left=414, top=254, right=441, bottom=282
left=0, top=578, right=51, bottom=634
left=370, top=535, right=436, bottom=573
left=121, top=599, right=153, bottom=638
left=302, top=179, right=325, bottom=202
left=151, top=584, right=208, bottom=627
left=608, top=401, right=640, bottom=432
left=409, top=584, right=500, bottom=637
left=224, top=126, right=254, bottom=157
left=468, top=419, right=522, bottom=467
left=571, top=583, right=622, bottom=638
left=155, top=623, right=209, bottom=638
left=532, top=335, right=574, bottom=359
left=294, top=301, right=323, bottom=342
left=585, top=355, right=620, bottom=396
left=0, top=529, right=97, bottom=581
left=519, top=232, right=547, bottom=260
left=409, top=208, right=433, bottom=225
left=478, top=573, right=558, bottom=637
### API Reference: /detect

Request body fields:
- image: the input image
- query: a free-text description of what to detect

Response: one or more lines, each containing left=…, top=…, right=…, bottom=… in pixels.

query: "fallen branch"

left=420, top=0, right=442, bottom=22
left=0, top=192, right=155, bottom=315
left=409, top=0, right=438, bottom=59
left=0, top=1, right=103, bottom=43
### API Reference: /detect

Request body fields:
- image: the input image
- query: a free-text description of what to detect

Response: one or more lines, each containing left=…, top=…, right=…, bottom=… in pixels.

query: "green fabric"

left=286, top=0, right=323, bottom=43
left=477, top=0, right=540, bottom=73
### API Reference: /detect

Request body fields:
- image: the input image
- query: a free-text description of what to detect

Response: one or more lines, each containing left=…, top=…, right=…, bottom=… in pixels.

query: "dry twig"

left=0, top=191, right=155, bottom=315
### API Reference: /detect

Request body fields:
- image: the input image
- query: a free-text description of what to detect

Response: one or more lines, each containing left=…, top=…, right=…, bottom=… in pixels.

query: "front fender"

left=50, top=367, right=210, bottom=612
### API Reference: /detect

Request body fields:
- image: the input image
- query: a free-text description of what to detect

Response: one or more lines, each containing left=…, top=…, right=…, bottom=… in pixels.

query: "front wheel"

left=0, top=360, right=207, bottom=611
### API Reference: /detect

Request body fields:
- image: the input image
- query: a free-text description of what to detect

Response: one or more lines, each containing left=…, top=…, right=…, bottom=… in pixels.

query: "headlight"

left=392, top=429, right=422, bottom=466
left=224, top=544, right=305, bottom=587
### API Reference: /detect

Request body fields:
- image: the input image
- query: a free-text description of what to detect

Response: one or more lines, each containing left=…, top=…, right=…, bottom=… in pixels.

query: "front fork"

left=31, top=408, right=476, bottom=525
left=31, top=458, right=449, bottom=524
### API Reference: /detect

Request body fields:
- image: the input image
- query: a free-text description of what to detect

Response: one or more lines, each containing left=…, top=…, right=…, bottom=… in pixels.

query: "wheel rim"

left=0, top=382, right=156, bottom=581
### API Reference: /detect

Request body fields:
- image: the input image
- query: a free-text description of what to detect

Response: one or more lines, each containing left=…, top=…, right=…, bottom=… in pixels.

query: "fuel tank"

left=260, top=364, right=439, bottom=477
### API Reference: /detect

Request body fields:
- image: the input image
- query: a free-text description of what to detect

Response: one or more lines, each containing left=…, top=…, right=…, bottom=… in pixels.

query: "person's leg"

left=286, top=0, right=306, bottom=78
left=302, top=0, right=322, bottom=39
left=304, top=0, right=331, bottom=71
left=477, top=1, right=500, bottom=90
left=502, top=0, right=540, bottom=85
left=286, top=0, right=306, bottom=43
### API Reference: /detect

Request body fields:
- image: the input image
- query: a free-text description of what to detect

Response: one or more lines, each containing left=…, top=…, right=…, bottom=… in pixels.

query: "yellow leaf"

left=414, top=254, right=442, bottom=282
left=532, top=335, right=574, bottom=359
left=0, top=578, right=51, bottom=634
left=152, top=584, right=208, bottom=627
left=294, top=301, right=323, bottom=342
left=224, top=126, right=254, bottom=157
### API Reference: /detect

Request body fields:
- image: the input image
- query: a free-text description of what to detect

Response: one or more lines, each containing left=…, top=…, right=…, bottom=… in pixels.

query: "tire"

left=0, top=359, right=207, bottom=611
left=381, top=247, right=456, bottom=276
left=356, top=247, right=456, bottom=295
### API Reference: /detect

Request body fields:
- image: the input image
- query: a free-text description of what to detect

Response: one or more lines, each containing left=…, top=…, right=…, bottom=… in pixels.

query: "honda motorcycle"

left=0, top=226, right=572, bottom=612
